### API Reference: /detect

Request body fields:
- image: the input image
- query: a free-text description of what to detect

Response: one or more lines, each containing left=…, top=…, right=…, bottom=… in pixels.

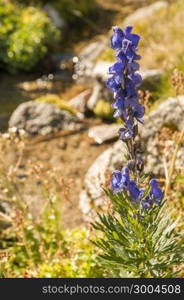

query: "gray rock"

left=69, top=89, right=92, bottom=113
left=9, top=101, right=81, bottom=136
left=124, top=1, right=168, bottom=25
left=91, top=61, right=111, bottom=81
left=140, top=69, right=162, bottom=81
left=142, top=96, right=184, bottom=138
left=142, top=96, right=184, bottom=174
left=86, top=67, right=162, bottom=111
left=79, top=39, right=107, bottom=63
left=88, top=124, right=121, bottom=144
left=83, top=140, right=125, bottom=200
left=80, top=96, right=184, bottom=219
left=79, top=140, right=125, bottom=220
left=87, top=78, right=113, bottom=110
left=87, top=80, right=103, bottom=110
left=91, top=63, right=162, bottom=84
left=74, top=39, right=107, bottom=81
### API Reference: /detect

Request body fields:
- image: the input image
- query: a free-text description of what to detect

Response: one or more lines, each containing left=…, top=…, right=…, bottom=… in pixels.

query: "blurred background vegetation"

left=0, top=0, right=96, bottom=72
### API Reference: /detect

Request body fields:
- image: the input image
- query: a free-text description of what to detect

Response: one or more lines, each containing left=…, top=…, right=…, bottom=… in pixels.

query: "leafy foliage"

left=93, top=189, right=184, bottom=277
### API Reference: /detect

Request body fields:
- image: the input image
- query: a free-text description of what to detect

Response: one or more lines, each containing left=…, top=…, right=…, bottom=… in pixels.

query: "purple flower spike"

left=107, top=26, right=144, bottom=137
left=133, top=103, right=145, bottom=120
left=109, top=26, right=164, bottom=209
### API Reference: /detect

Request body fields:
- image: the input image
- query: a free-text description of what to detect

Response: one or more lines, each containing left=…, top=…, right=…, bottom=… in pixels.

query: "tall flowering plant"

left=93, top=26, right=184, bottom=278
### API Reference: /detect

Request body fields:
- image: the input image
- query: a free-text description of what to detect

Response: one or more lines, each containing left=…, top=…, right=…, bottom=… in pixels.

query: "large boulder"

left=86, top=69, right=162, bottom=111
left=142, top=96, right=184, bottom=174
left=88, top=124, right=120, bottom=144
left=69, top=89, right=92, bottom=114
left=9, top=101, right=81, bottom=136
left=74, top=39, right=108, bottom=82
left=79, top=140, right=125, bottom=217
left=124, top=1, right=168, bottom=25
left=80, top=96, right=184, bottom=219
left=87, top=78, right=113, bottom=110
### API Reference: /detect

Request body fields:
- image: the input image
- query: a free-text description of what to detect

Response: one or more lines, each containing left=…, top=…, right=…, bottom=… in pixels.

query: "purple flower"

left=127, top=61, right=140, bottom=73
left=112, top=97, right=124, bottom=110
left=150, top=179, right=164, bottom=203
left=124, top=77, right=137, bottom=97
left=116, top=50, right=126, bottom=63
left=119, top=127, right=134, bottom=140
left=124, top=25, right=133, bottom=35
left=111, top=167, right=145, bottom=204
left=132, top=103, right=145, bottom=121
left=141, top=199, right=151, bottom=209
left=109, top=61, right=125, bottom=75
left=111, top=167, right=164, bottom=210
left=110, top=27, right=124, bottom=50
left=128, top=180, right=143, bottom=203
left=111, top=167, right=130, bottom=193
left=131, top=73, right=142, bottom=87
left=106, top=75, right=121, bottom=92
left=123, top=26, right=140, bottom=48
left=141, top=179, right=164, bottom=209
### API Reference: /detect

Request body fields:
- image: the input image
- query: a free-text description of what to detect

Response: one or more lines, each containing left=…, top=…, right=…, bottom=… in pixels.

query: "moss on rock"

left=35, top=94, right=78, bottom=115
left=93, top=100, right=114, bottom=120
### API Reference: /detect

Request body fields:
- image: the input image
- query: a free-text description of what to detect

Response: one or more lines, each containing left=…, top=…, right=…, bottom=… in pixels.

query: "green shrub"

left=0, top=0, right=59, bottom=72
left=93, top=100, right=114, bottom=120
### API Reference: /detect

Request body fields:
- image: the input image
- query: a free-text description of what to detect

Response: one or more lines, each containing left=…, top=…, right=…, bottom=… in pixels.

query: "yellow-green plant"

left=35, top=94, right=78, bottom=115
left=0, top=0, right=59, bottom=72
left=93, top=100, right=114, bottom=120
